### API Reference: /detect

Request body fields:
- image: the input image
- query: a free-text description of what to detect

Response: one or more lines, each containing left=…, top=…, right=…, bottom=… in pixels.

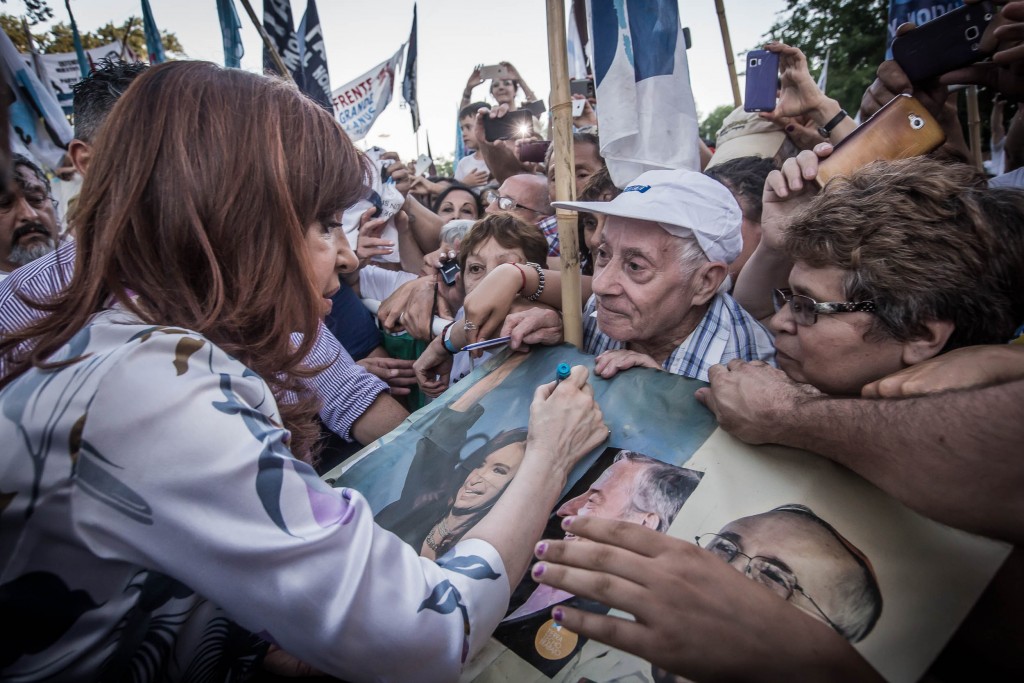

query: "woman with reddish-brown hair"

left=0, top=61, right=606, bottom=682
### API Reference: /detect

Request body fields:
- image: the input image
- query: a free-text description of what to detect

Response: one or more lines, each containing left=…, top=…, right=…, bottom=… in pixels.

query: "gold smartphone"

left=816, top=94, right=946, bottom=187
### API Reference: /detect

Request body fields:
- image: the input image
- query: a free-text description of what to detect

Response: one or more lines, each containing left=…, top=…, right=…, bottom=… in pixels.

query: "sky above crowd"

left=41, top=0, right=788, bottom=161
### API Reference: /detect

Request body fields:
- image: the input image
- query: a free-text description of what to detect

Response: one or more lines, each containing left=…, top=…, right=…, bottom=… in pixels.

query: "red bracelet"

left=511, top=263, right=527, bottom=295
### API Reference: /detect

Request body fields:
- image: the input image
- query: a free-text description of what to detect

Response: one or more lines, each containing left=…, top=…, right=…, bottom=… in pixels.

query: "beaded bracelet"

left=441, top=321, right=458, bottom=354
left=523, top=262, right=545, bottom=301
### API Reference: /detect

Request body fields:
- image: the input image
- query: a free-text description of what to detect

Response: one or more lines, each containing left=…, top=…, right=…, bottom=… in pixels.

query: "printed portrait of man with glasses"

left=696, top=503, right=882, bottom=643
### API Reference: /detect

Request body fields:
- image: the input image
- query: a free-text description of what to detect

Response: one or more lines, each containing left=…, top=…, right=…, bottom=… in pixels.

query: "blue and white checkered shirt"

left=583, top=292, right=776, bottom=381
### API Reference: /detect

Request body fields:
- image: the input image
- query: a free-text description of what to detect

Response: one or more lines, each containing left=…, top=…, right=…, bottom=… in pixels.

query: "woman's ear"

left=902, top=319, right=955, bottom=366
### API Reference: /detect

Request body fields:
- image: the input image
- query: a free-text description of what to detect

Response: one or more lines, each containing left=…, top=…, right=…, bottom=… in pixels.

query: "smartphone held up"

left=483, top=109, right=534, bottom=142
left=744, top=49, right=779, bottom=113
left=891, top=2, right=996, bottom=82
left=815, top=94, right=945, bottom=187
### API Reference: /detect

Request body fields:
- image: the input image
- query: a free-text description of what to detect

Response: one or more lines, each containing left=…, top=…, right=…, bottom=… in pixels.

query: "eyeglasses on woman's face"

left=772, top=288, right=876, bottom=326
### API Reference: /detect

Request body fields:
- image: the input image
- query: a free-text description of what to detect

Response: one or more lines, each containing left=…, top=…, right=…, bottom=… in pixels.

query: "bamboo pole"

left=714, top=0, right=742, bottom=108
left=546, top=0, right=582, bottom=348
left=966, top=85, right=983, bottom=171
left=238, top=0, right=295, bottom=84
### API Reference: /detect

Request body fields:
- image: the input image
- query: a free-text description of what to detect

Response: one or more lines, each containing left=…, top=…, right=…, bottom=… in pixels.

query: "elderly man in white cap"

left=459, top=169, right=775, bottom=382
left=565, top=168, right=775, bottom=380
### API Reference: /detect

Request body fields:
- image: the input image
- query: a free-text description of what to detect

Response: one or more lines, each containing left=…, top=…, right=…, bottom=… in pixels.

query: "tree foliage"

left=0, top=0, right=51, bottom=26
left=761, top=0, right=889, bottom=115
left=1, top=9, right=185, bottom=59
left=699, top=104, right=735, bottom=143
left=434, top=155, right=455, bottom=178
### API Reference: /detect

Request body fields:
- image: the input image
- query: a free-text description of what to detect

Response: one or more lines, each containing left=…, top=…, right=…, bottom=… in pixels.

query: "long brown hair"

left=0, top=61, right=363, bottom=456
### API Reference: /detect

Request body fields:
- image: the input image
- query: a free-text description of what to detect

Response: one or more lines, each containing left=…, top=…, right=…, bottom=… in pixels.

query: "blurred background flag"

left=0, top=28, right=73, bottom=173
left=263, top=0, right=302, bottom=81
left=586, top=0, right=700, bottom=186
left=331, top=47, right=403, bottom=141
left=454, top=105, right=465, bottom=162
left=298, top=0, right=332, bottom=110
left=140, top=0, right=166, bottom=64
left=401, top=4, right=419, bottom=132
left=216, top=0, right=244, bottom=68
left=63, top=0, right=90, bottom=78
left=567, top=0, right=589, bottom=79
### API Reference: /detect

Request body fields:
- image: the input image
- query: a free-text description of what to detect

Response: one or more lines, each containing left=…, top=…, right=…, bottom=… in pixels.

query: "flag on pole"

left=567, top=1, right=588, bottom=79
left=454, top=105, right=465, bottom=163
left=586, top=0, right=701, bottom=186
left=425, top=130, right=436, bottom=175
left=331, top=48, right=404, bottom=141
left=401, top=4, right=420, bottom=132
left=63, top=0, right=90, bottom=78
left=140, top=0, right=166, bottom=64
left=816, top=48, right=830, bottom=95
left=263, top=0, right=302, bottom=81
left=0, top=27, right=74, bottom=173
left=298, top=0, right=332, bottom=110
left=216, top=0, right=244, bottom=69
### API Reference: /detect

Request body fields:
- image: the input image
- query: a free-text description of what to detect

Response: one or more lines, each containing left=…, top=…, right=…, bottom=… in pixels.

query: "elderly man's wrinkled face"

left=0, top=165, right=58, bottom=272
left=771, top=262, right=908, bottom=396
left=591, top=217, right=703, bottom=349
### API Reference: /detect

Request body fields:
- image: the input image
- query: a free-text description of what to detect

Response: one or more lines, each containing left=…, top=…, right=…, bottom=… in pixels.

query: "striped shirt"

left=583, top=292, right=776, bottom=381
left=0, top=240, right=387, bottom=441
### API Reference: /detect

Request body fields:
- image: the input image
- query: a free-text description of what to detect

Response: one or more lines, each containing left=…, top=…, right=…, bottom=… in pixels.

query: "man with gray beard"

left=0, top=154, right=58, bottom=282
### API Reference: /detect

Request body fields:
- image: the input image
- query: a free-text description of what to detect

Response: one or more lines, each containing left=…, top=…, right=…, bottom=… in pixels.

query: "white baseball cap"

left=551, top=168, right=742, bottom=264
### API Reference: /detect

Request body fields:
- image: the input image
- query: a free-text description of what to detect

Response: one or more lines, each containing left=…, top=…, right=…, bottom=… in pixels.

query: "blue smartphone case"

left=744, top=50, right=779, bottom=113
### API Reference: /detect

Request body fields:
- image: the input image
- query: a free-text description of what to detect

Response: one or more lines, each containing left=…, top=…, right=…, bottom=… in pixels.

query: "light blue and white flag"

left=586, top=0, right=700, bottom=187
left=0, top=28, right=73, bottom=172
left=567, top=1, right=588, bottom=79
left=331, top=47, right=404, bottom=142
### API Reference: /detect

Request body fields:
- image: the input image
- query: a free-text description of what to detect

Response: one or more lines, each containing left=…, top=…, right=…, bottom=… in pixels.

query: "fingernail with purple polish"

left=535, top=541, right=548, bottom=557
left=553, top=607, right=564, bottom=623
left=562, top=516, right=575, bottom=529
left=532, top=563, right=546, bottom=579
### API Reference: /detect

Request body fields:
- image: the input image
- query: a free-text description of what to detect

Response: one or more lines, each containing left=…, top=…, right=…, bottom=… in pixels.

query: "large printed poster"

left=325, top=345, right=1009, bottom=683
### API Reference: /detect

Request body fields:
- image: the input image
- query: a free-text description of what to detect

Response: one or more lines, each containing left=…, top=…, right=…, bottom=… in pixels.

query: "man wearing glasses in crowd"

left=484, top=173, right=559, bottom=266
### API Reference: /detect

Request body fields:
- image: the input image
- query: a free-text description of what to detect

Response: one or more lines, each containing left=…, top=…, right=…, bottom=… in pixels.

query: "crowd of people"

left=1, top=0, right=1023, bottom=680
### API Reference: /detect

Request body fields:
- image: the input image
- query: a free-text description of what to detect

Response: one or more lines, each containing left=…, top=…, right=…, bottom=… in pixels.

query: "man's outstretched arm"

left=697, top=361, right=1024, bottom=544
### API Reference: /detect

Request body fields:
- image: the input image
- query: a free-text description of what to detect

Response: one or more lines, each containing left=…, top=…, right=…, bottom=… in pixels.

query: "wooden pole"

left=714, top=0, right=742, bottom=108
left=119, top=17, right=136, bottom=60
left=546, top=0, right=583, bottom=348
left=238, top=0, right=295, bottom=84
left=966, top=85, right=983, bottom=171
